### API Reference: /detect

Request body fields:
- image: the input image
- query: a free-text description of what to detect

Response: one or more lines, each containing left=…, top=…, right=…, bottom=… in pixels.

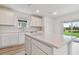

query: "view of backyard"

left=64, top=21, right=79, bottom=38
left=64, top=31, right=79, bottom=38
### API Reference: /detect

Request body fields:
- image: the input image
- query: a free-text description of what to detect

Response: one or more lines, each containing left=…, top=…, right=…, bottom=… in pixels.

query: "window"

left=18, top=20, right=27, bottom=32
left=64, top=20, right=79, bottom=42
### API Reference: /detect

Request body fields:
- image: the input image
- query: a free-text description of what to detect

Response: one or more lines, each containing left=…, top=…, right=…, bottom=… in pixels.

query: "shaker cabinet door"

left=31, top=43, right=46, bottom=55
left=53, top=44, right=68, bottom=55
left=0, top=9, right=16, bottom=25
left=25, top=36, right=32, bottom=55
left=32, top=39, right=52, bottom=55
left=1, top=33, right=19, bottom=48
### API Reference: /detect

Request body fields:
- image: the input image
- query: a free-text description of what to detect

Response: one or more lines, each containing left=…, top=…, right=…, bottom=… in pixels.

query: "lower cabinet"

left=1, top=33, right=19, bottom=48
left=25, top=35, right=69, bottom=55
left=0, top=32, right=24, bottom=48
left=19, top=32, right=25, bottom=44
left=31, top=43, right=46, bottom=55
left=32, top=39, right=52, bottom=55
left=25, top=36, right=52, bottom=55
left=53, top=44, right=68, bottom=55
left=25, top=36, right=32, bottom=55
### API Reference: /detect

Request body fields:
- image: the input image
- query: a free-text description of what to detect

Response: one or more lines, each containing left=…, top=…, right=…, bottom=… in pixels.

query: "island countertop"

left=25, top=32, right=72, bottom=48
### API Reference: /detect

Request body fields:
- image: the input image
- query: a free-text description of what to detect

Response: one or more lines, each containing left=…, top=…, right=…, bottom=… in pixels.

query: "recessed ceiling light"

left=52, top=12, right=57, bottom=15
left=49, top=11, right=57, bottom=15
left=36, top=10, right=39, bottom=13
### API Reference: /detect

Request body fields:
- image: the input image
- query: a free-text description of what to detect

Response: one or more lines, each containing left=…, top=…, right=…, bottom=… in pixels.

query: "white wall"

left=43, top=17, right=62, bottom=35
left=43, top=17, right=54, bottom=34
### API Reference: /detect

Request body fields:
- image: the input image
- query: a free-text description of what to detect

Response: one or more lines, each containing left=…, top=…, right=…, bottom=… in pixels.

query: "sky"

left=64, top=22, right=79, bottom=27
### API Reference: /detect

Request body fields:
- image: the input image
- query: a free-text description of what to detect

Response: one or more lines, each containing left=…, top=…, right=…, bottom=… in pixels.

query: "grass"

left=64, top=31, right=79, bottom=38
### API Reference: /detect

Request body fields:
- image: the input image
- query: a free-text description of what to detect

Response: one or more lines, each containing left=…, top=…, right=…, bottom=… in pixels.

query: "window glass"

left=64, top=22, right=72, bottom=40
left=18, top=20, right=27, bottom=32
left=64, top=21, right=79, bottom=41
left=64, top=22, right=72, bottom=36
left=72, top=21, right=79, bottom=38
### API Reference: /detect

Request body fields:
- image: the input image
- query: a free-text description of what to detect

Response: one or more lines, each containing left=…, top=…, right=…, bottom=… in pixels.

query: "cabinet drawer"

left=32, top=39, right=52, bottom=55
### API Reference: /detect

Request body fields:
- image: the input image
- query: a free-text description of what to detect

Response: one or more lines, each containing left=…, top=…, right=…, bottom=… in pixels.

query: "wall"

left=43, top=17, right=55, bottom=34
left=43, top=16, right=62, bottom=38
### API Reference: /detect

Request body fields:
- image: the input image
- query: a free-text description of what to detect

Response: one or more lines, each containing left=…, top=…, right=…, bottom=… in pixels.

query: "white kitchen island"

left=25, top=32, right=72, bottom=55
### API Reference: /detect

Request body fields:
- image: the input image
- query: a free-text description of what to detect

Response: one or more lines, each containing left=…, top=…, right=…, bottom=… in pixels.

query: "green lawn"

left=64, top=31, right=79, bottom=38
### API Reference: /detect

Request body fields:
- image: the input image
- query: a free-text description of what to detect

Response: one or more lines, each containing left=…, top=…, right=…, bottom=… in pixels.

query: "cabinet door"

left=30, top=16, right=42, bottom=26
left=31, top=43, right=46, bottom=55
left=1, top=33, right=11, bottom=47
left=53, top=44, right=68, bottom=55
left=25, top=36, right=32, bottom=55
left=0, top=34, right=3, bottom=48
left=0, top=9, right=16, bottom=25
left=19, top=32, right=25, bottom=44
left=32, top=39, right=52, bottom=55
left=1, top=33, right=19, bottom=48
left=9, top=33, right=19, bottom=45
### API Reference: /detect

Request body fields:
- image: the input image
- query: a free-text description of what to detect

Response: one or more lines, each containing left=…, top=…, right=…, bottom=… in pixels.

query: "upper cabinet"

left=0, top=7, right=16, bottom=25
left=30, top=16, right=43, bottom=27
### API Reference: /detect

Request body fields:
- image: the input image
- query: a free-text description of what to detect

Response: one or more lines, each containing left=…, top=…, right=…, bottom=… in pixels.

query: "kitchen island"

left=25, top=32, right=72, bottom=55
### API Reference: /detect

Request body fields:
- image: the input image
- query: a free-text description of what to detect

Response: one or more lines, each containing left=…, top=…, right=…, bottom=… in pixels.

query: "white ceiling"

left=2, top=4, right=79, bottom=17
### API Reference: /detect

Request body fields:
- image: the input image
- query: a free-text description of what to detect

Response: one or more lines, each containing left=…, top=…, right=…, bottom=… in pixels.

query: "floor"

left=0, top=44, right=25, bottom=55
left=15, top=51, right=25, bottom=55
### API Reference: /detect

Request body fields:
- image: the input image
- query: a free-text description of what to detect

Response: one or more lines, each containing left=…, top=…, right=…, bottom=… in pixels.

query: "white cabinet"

left=53, top=44, right=68, bottom=55
left=0, top=34, right=2, bottom=48
left=25, top=36, right=32, bottom=55
left=19, top=32, right=25, bottom=44
left=0, top=32, right=19, bottom=48
left=31, top=43, right=46, bottom=55
left=30, top=16, right=43, bottom=27
left=25, top=35, right=68, bottom=55
left=0, top=32, right=25, bottom=48
left=9, top=33, right=19, bottom=45
left=32, top=39, right=52, bottom=55
left=1, top=33, right=12, bottom=47
left=0, top=8, right=16, bottom=25
left=25, top=35, right=52, bottom=55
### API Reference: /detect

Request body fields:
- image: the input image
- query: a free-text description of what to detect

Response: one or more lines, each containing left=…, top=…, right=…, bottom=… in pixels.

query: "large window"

left=64, top=21, right=79, bottom=41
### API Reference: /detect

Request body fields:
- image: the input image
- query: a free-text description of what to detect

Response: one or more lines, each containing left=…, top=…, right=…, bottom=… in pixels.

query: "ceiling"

left=2, top=4, right=79, bottom=17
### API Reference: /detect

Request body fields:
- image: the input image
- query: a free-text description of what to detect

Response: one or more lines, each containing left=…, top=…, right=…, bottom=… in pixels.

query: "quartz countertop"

left=25, top=32, right=72, bottom=48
